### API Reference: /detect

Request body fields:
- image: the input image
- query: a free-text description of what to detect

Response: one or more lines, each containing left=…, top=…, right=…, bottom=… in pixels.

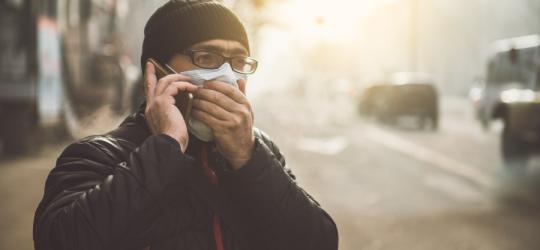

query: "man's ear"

left=238, top=79, right=247, bottom=94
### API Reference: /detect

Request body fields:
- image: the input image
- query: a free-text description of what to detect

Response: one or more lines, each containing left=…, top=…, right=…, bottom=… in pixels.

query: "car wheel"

left=416, top=115, right=427, bottom=130
left=379, top=114, right=396, bottom=126
left=502, top=119, right=528, bottom=169
left=430, top=113, right=439, bottom=131
left=480, top=118, right=490, bottom=131
left=417, top=113, right=437, bottom=131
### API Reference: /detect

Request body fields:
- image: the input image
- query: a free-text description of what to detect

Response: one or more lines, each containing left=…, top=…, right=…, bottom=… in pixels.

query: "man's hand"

left=144, top=62, right=199, bottom=153
left=192, top=79, right=255, bottom=170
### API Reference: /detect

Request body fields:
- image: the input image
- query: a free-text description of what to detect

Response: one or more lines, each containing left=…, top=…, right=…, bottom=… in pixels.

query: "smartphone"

left=147, top=58, right=193, bottom=122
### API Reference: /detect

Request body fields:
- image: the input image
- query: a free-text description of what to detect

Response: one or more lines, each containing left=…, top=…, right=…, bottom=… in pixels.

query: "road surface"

left=1, top=94, right=539, bottom=249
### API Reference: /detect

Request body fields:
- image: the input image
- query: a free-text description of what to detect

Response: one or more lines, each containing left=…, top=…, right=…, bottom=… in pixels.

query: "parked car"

left=358, top=72, right=439, bottom=130
left=473, top=35, right=540, bottom=168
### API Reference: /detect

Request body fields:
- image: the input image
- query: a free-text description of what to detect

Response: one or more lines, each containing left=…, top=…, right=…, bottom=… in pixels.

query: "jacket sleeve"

left=33, top=134, right=198, bottom=250
left=220, top=131, right=339, bottom=250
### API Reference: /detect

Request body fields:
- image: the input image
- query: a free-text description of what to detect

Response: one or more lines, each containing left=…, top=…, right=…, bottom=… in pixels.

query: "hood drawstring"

left=200, top=144, right=225, bottom=250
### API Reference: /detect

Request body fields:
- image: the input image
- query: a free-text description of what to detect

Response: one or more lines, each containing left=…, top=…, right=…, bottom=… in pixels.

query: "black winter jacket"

left=33, top=108, right=338, bottom=250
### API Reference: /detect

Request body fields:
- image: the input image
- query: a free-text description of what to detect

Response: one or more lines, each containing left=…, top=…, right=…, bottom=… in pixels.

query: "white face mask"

left=181, top=63, right=247, bottom=142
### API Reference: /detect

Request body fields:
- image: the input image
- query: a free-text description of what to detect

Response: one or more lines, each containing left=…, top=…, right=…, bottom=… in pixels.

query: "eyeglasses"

left=180, top=49, right=258, bottom=74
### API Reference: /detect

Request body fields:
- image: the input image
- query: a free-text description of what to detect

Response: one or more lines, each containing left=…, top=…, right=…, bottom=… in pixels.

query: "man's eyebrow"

left=193, top=44, right=248, bottom=55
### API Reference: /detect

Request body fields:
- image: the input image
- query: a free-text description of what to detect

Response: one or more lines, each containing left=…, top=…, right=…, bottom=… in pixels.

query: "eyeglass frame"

left=179, top=49, right=258, bottom=74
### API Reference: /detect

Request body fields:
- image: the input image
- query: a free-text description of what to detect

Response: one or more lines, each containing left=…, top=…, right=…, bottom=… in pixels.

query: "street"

left=1, top=94, right=540, bottom=249
left=2, top=0, right=540, bottom=249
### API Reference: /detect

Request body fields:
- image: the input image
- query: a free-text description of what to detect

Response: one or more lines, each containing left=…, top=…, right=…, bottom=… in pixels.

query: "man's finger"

left=203, top=80, right=248, bottom=104
left=195, top=88, right=240, bottom=113
left=144, top=62, right=157, bottom=102
left=156, top=74, right=192, bottom=95
left=237, top=78, right=247, bottom=94
left=191, top=109, right=224, bottom=130
left=192, top=99, right=230, bottom=121
left=162, top=81, right=199, bottom=97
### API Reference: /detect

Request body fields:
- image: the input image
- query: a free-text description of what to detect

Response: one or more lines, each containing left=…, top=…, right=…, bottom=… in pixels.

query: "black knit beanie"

left=141, top=0, right=250, bottom=72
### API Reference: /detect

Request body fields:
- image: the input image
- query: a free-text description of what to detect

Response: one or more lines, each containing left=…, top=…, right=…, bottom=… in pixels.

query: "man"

left=33, top=1, right=338, bottom=249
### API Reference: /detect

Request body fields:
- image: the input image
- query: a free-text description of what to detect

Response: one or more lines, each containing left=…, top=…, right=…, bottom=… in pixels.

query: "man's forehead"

left=190, top=39, right=248, bottom=55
